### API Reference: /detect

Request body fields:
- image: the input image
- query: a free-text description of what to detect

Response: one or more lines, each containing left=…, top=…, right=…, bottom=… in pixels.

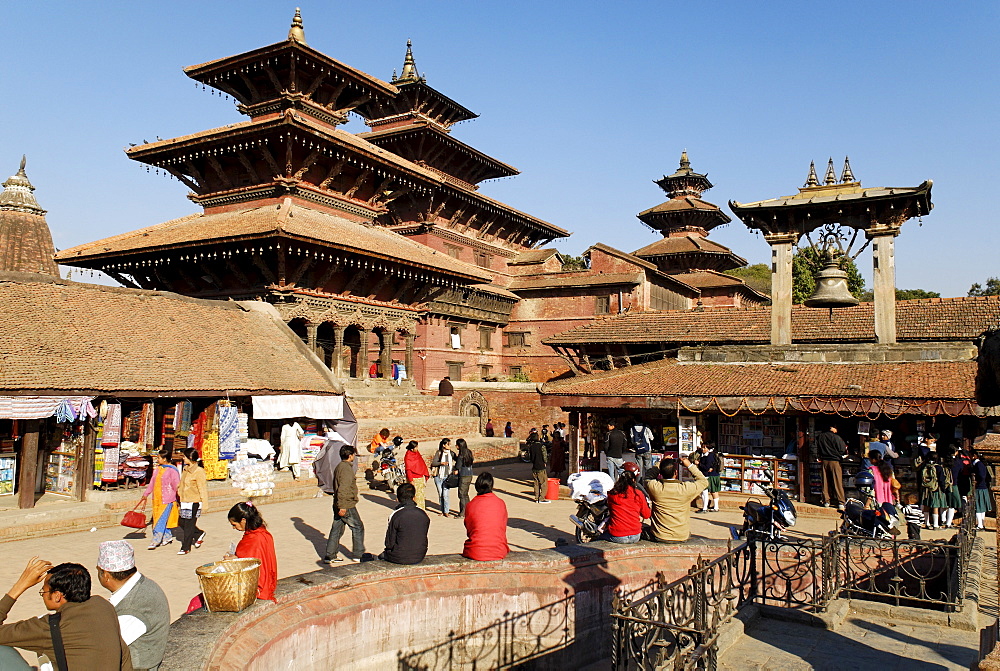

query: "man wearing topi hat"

left=97, top=540, right=170, bottom=671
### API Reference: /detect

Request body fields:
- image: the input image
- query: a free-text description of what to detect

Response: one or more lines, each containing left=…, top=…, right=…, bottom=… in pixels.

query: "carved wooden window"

left=506, top=331, right=526, bottom=348
left=447, top=361, right=464, bottom=380
left=509, top=366, right=523, bottom=378
left=479, top=327, right=493, bottom=350
left=475, top=251, right=492, bottom=268
left=446, top=244, right=461, bottom=259
left=480, top=365, right=492, bottom=379
left=595, top=295, right=611, bottom=314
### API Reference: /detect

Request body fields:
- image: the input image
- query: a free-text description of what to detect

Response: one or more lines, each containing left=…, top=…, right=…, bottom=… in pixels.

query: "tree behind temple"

left=969, top=277, right=1000, bottom=296
left=792, top=247, right=866, bottom=305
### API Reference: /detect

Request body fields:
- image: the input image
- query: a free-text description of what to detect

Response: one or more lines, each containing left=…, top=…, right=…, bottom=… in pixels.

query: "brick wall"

left=451, top=388, right=567, bottom=439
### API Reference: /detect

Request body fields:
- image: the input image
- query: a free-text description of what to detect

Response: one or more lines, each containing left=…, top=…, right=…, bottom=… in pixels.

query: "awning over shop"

left=0, top=396, right=95, bottom=420
left=540, top=359, right=990, bottom=418
left=252, top=395, right=358, bottom=446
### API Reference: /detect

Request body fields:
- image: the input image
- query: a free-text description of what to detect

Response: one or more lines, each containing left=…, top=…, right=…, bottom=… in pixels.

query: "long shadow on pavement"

left=849, top=619, right=975, bottom=668
left=290, top=516, right=327, bottom=559
left=507, top=515, right=574, bottom=548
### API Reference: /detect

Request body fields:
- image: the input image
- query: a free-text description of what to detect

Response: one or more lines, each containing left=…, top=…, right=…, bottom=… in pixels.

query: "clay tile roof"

left=509, top=272, right=644, bottom=291
left=469, top=283, right=520, bottom=300
left=543, top=295, right=1000, bottom=346
left=670, top=271, right=747, bottom=289
left=541, top=357, right=976, bottom=402
left=54, top=203, right=492, bottom=282
left=637, top=196, right=725, bottom=218
left=632, top=235, right=737, bottom=258
left=510, top=248, right=560, bottom=265
left=0, top=273, right=343, bottom=396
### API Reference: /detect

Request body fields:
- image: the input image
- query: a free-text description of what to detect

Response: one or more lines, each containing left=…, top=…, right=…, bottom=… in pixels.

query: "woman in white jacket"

left=431, top=438, right=456, bottom=517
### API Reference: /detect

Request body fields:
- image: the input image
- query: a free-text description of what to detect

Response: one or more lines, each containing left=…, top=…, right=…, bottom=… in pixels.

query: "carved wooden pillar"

left=404, top=333, right=415, bottom=386
left=569, top=411, right=580, bottom=475
left=333, top=325, right=345, bottom=378
left=18, top=419, right=40, bottom=509
left=379, top=330, right=394, bottom=379
left=306, top=323, right=319, bottom=356
left=360, top=329, right=371, bottom=377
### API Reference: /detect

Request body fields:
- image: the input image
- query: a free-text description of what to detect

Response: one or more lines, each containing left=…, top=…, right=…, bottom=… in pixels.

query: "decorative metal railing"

left=611, top=498, right=979, bottom=670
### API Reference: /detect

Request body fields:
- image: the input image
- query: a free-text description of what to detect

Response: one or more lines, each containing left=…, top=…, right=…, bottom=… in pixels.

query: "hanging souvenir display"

left=218, top=404, right=239, bottom=460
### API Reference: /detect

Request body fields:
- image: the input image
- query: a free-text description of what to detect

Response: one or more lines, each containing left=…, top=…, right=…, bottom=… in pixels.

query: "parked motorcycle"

left=730, top=470, right=797, bottom=541
left=838, top=470, right=899, bottom=539
left=373, top=441, right=406, bottom=493
left=570, top=497, right=609, bottom=543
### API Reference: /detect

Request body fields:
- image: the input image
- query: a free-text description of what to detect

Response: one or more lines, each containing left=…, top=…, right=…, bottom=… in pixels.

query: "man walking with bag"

left=324, top=445, right=366, bottom=563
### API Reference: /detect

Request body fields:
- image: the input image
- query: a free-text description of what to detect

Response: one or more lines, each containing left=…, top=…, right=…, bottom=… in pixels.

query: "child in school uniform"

left=901, top=492, right=923, bottom=540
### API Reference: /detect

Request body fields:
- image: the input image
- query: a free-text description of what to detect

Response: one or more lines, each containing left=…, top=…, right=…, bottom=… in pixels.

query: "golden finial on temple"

left=804, top=161, right=819, bottom=187
left=18, top=155, right=26, bottom=175
left=840, top=156, right=856, bottom=183
left=823, top=157, right=837, bottom=185
left=679, top=150, right=690, bottom=170
left=288, top=8, right=306, bottom=44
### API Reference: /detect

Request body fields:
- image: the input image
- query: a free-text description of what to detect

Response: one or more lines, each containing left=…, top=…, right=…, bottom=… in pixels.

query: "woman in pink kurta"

left=868, top=451, right=895, bottom=506
left=140, top=448, right=181, bottom=549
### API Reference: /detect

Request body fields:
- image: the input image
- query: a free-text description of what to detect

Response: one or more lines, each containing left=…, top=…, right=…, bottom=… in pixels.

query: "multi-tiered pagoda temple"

left=56, top=11, right=571, bottom=387
left=631, top=153, right=767, bottom=307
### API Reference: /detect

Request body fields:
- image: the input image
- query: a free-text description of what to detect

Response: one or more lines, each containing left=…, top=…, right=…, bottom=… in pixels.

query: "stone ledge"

left=163, top=539, right=732, bottom=670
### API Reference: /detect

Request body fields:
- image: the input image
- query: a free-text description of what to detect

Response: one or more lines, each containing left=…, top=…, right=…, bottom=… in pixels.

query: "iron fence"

left=611, top=497, right=979, bottom=669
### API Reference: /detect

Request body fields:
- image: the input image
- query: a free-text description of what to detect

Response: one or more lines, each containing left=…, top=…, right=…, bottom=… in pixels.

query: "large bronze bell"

left=805, top=252, right=859, bottom=308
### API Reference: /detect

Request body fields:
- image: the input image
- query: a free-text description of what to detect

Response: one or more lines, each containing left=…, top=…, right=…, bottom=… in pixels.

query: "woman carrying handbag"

left=177, top=448, right=208, bottom=555
left=139, top=448, right=181, bottom=549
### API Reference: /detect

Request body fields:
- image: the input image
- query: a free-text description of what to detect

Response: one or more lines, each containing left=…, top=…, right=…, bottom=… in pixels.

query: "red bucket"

left=545, top=478, right=560, bottom=500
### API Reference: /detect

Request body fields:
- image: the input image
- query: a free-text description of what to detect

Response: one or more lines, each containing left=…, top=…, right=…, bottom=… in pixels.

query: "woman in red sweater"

left=605, top=462, right=650, bottom=543
left=225, top=501, right=277, bottom=601
left=462, top=472, right=509, bottom=561
left=404, top=440, right=431, bottom=510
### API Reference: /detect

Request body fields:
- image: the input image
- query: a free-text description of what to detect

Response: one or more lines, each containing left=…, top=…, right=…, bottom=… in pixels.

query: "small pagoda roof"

left=356, top=41, right=478, bottom=128
left=637, top=196, right=732, bottom=233
left=654, top=151, right=714, bottom=197
left=55, top=202, right=493, bottom=283
left=631, top=234, right=747, bottom=272
left=669, top=270, right=770, bottom=301
left=358, top=122, right=518, bottom=184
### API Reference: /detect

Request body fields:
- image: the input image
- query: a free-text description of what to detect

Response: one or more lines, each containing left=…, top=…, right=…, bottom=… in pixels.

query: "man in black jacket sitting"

left=380, top=483, right=431, bottom=565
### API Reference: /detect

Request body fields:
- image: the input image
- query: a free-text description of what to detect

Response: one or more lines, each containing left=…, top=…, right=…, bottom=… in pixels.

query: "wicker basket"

left=196, top=558, right=261, bottom=613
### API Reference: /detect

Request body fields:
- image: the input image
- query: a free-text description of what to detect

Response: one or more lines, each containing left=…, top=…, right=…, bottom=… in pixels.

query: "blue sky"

left=1, top=2, right=996, bottom=296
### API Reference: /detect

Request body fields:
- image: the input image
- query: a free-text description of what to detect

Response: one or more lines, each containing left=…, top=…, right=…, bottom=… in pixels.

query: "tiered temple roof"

left=0, top=157, right=58, bottom=276
left=56, top=11, right=564, bottom=305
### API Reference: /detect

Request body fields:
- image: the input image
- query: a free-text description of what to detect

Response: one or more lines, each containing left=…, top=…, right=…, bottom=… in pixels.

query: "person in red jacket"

left=462, top=472, right=509, bottom=561
left=404, top=440, right=431, bottom=510
left=605, top=462, right=651, bottom=543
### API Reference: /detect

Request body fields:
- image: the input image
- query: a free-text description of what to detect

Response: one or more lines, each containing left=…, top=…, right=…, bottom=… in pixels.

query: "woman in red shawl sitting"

left=225, top=501, right=277, bottom=601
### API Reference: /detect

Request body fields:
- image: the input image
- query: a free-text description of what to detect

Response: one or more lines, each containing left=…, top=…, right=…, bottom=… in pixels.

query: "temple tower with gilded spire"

left=0, top=157, right=59, bottom=275
left=630, top=152, right=767, bottom=307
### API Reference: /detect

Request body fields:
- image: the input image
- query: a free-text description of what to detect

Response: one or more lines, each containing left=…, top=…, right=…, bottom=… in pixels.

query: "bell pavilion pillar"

left=766, top=233, right=796, bottom=345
